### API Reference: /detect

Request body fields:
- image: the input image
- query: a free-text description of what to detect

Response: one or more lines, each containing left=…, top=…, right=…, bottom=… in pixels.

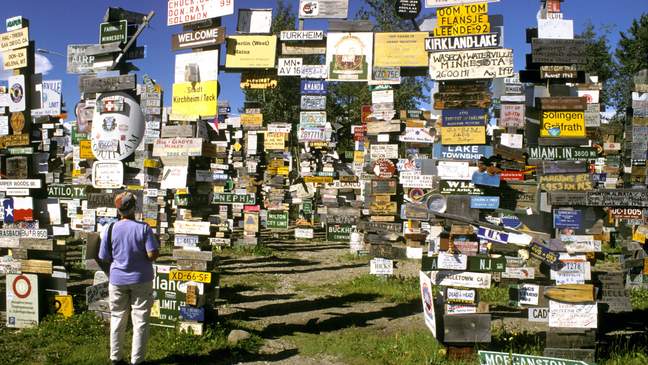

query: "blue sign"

left=433, top=145, right=493, bottom=160
left=471, top=171, right=501, bottom=187
left=553, top=210, right=582, bottom=229
left=501, top=215, right=522, bottom=229
left=477, top=226, right=509, bottom=244
left=470, top=196, right=500, bottom=209
left=179, top=306, right=205, bottom=322
left=442, top=109, right=488, bottom=127
left=300, top=80, right=328, bottom=95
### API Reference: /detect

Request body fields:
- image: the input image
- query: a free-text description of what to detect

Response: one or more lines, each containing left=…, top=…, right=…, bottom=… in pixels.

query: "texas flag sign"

left=3, top=198, right=14, bottom=223
left=13, top=197, right=33, bottom=222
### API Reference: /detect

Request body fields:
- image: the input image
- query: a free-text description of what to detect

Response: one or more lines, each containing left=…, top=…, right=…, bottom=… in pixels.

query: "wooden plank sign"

left=538, top=97, right=587, bottom=111
left=172, top=249, right=213, bottom=262
left=428, top=270, right=491, bottom=289
left=531, top=38, right=586, bottom=64
left=429, top=49, right=513, bottom=80
left=171, top=26, right=225, bottom=51
left=80, top=74, right=137, bottom=94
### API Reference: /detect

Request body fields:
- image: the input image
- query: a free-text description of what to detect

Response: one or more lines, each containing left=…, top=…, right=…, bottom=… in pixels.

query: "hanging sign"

left=225, top=35, right=277, bottom=69
left=541, top=111, right=585, bottom=138
left=92, top=161, right=123, bottom=189
left=299, top=0, right=349, bottom=19
left=374, top=32, right=428, bottom=67
left=429, top=49, right=514, bottom=80
left=172, top=81, right=218, bottom=117
left=326, top=32, right=373, bottom=82
left=91, top=92, right=145, bottom=160
left=167, top=0, right=234, bottom=26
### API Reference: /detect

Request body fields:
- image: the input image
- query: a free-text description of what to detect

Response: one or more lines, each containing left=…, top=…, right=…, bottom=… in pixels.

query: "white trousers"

left=109, top=281, right=153, bottom=364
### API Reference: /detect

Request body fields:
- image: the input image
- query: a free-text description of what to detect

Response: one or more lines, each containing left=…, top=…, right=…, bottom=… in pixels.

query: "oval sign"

left=91, top=92, right=144, bottom=161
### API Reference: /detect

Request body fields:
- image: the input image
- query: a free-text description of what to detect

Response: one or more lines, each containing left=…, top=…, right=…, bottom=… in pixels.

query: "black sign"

left=395, top=0, right=421, bottom=19
left=171, top=26, right=226, bottom=51
left=100, top=20, right=128, bottom=45
left=47, top=184, right=87, bottom=199
left=531, top=38, right=586, bottom=64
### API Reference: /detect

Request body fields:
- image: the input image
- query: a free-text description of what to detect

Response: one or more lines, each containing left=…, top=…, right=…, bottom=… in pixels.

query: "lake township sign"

left=478, top=351, right=588, bottom=365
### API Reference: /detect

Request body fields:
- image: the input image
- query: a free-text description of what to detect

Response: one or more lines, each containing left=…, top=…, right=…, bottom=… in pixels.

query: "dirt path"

left=217, top=240, right=423, bottom=365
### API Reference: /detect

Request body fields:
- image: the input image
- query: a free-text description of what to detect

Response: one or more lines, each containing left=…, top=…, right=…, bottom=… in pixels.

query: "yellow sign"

left=441, top=126, right=486, bottom=145
left=434, top=3, right=490, bottom=36
left=240, top=71, right=278, bottom=89
left=304, top=176, right=334, bottom=184
left=169, top=270, right=212, bottom=283
left=241, top=113, right=263, bottom=127
left=144, top=218, right=157, bottom=228
left=54, top=295, right=74, bottom=318
left=541, top=111, right=586, bottom=138
left=0, top=27, right=29, bottom=52
left=172, top=81, right=218, bottom=117
left=2, top=48, right=27, bottom=69
left=143, top=159, right=161, bottom=168
left=265, top=132, right=286, bottom=150
left=225, top=36, right=277, bottom=69
left=278, top=166, right=289, bottom=176
left=374, top=32, right=428, bottom=67
left=79, top=140, right=95, bottom=159
left=354, top=151, right=365, bottom=164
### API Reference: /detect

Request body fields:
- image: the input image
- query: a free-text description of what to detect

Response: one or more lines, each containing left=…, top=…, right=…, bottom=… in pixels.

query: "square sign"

left=100, top=20, right=128, bottom=44
left=7, top=273, right=39, bottom=328
left=553, top=209, right=582, bottom=229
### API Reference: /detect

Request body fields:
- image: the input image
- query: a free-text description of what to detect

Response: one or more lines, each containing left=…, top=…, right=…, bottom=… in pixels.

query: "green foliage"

left=629, top=287, right=648, bottom=310
left=612, top=13, right=648, bottom=110
left=220, top=244, right=275, bottom=257
left=578, top=22, right=615, bottom=107
left=478, top=286, right=509, bottom=306
left=298, top=274, right=420, bottom=303
left=485, top=328, right=544, bottom=356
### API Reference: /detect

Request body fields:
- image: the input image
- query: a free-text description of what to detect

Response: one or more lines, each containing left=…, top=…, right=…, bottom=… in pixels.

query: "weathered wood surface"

left=80, top=74, right=136, bottom=93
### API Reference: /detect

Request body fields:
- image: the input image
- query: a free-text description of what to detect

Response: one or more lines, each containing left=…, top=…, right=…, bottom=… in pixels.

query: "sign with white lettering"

left=171, top=26, right=225, bottom=50
left=433, top=145, right=493, bottom=160
left=67, top=44, right=96, bottom=74
left=478, top=351, right=588, bottom=365
left=426, top=33, right=501, bottom=52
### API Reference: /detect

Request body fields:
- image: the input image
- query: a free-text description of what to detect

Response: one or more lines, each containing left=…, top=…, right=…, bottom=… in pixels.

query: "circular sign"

left=409, top=188, right=425, bottom=202
left=91, top=92, right=144, bottom=161
left=427, top=194, right=447, bottom=213
left=9, top=81, right=24, bottom=104
left=396, top=0, right=421, bottom=20
left=12, top=275, right=32, bottom=299
left=10, top=112, right=25, bottom=135
left=372, top=158, right=396, bottom=178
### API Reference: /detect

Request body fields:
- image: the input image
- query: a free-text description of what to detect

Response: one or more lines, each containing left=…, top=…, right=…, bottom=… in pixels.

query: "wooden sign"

left=6, top=273, right=39, bottom=328
left=171, top=26, right=225, bottom=51
left=0, top=27, right=29, bottom=52
left=80, top=75, right=136, bottom=94
left=441, top=126, right=486, bottom=145
left=479, top=352, right=588, bottom=365
left=531, top=38, right=586, bottom=64
left=67, top=44, right=96, bottom=74
left=281, top=42, right=327, bottom=56
left=173, top=221, right=211, bottom=236
left=298, top=0, right=349, bottom=19
left=538, top=97, right=587, bottom=111
left=428, top=270, right=491, bottom=289
left=167, top=0, right=234, bottom=26
left=539, top=174, right=593, bottom=192
left=586, top=190, right=648, bottom=207
left=2, top=47, right=27, bottom=69
left=430, top=49, right=513, bottom=80
left=541, top=111, right=585, bottom=138
left=528, top=146, right=597, bottom=162
left=540, top=65, right=578, bottom=80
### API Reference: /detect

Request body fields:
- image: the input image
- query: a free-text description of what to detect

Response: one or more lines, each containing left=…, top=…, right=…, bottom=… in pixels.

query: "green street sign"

left=421, top=255, right=506, bottom=273
left=100, top=20, right=128, bottom=44
left=478, top=351, right=589, bottom=365
left=212, top=193, right=256, bottom=205
left=327, top=223, right=353, bottom=242
left=267, top=211, right=289, bottom=229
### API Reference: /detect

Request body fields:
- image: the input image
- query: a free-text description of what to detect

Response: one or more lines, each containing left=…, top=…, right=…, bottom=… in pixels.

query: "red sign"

left=243, top=205, right=260, bottom=212
left=500, top=171, right=524, bottom=181
left=547, top=0, right=561, bottom=13
left=361, top=105, right=372, bottom=125
left=371, top=159, right=396, bottom=179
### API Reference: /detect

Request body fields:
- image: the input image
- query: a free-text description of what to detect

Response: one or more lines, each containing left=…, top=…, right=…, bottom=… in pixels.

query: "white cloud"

left=35, top=53, right=53, bottom=75
left=0, top=53, right=53, bottom=80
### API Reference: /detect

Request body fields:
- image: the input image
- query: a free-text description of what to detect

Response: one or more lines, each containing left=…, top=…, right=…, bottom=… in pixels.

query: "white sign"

left=560, top=235, right=602, bottom=253
left=161, top=165, right=188, bottom=190
left=538, top=19, right=574, bottom=40
left=299, top=0, right=349, bottom=19
left=370, top=144, right=399, bottom=159
left=446, top=304, right=477, bottom=315
left=152, top=138, right=203, bottom=157
left=501, top=133, right=523, bottom=149
left=6, top=273, right=39, bottom=328
left=278, top=58, right=303, bottom=76
left=425, top=0, right=500, bottom=8
left=419, top=271, right=437, bottom=337
left=517, top=284, right=540, bottom=306
left=438, top=253, right=468, bottom=270
left=8, top=74, right=25, bottom=112
left=372, top=89, right=394, bottom=104
left=92, top=161, right=123, bottom=189
left=429, top=270, right=491, bottom=289
left=31, top=80, right=62, bottom=117
left=280, top=30, right=324, bottom=41
left=502, top=267, right=535, bottom=280
left=399, top=128, right=435, bottom=143
left=174, top=50, right=219, bottom=83
left=370, top=258, right=394, bottom=275
left=528, top=307, right=549, bottom=322
left=399, top=171, right=436, bottom=189
left=174, top=220, right=211, bottom=236
left=548, top=301, right=597, bottom=329
left=295, top=228, right=314, bottom=239
left=429, top=49, right=514, bottom=80
left=446, top=288, right=476, bottom=303
left=268, top=123, right=293, bottom=133
left=437, top=161, right=473, bottom=180
left=301, top=64, right=328, bottom=79
left=0, top=180, right=41, bottom=191
left=91, top=92, right=145, bottom=161
left=167, top=0, right=235, bottom=26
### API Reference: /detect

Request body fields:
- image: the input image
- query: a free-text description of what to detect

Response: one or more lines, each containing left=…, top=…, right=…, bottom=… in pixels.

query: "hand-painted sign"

left=539, top=174, right=593, bottom=192
left=425, top=33, right=501, bottom=52
left=441, top=126, right=486, bottom=145
left=531, top=38, right=586, bottom=64
left=167, top=0, right=234, bottom=26
left=430, top=49, right=513, bottom=80
left=442, top=109, right=487, bottom=127
left=500, top=104, right=525, bottom=128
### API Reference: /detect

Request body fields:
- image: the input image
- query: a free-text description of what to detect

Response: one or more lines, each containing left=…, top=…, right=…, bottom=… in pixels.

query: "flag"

left=3, top=198, right=14, bottom=223
left=13, top=197, right=33, bottom=222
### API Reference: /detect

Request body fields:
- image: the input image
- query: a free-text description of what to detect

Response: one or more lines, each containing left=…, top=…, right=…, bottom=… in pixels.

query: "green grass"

left=297, top=274, right=421, bottom=303
left=478, top=287, right=509, bottom=306
left=336, top=252, right=372, bottom=264
left=219, top=244, right=274, bottom=257
left=629, top=288, right=648, bottom=310
left=0, top=313, right=260, bottom=365
left=289, top=326, right=457, bottom=365
left=219, top=273, right=281, bottom=292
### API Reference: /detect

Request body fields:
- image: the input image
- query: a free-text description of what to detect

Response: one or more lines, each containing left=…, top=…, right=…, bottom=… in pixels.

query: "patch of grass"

left=478, top=286, right=509, bottom=306
left=336, top=252, right=371, bottom=264
left=629, top=288, right=648, bottom=310
left=0, top=313, right=260, bottom=365
left=484, top=328, right=544, bottom=356
left=220, top=244, right=274, bottom=257
left=220, top=273, right=280, bottom=292
left=290, top=326, right=457, bottom=365
left=298, top=274, right=420, bottom=303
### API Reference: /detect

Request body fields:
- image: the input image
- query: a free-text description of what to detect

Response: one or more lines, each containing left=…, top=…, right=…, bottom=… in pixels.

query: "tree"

left=611, top=13, right=648, bottom=111
left=577, top=22, right=615, bottom=108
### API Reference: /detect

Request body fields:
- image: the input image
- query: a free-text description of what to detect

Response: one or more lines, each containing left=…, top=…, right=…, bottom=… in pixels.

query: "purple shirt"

left=98, top=219, right=159, bottom=286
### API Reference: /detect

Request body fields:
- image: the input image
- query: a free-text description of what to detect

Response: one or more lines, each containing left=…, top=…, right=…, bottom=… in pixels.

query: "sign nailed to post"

left=299, top=0, right=349, bottom=19
left=167, top=0, right=234, bottom=26
left=430, top=49, right=514, bottom=80
left=171, top=26, right=225, bottom=51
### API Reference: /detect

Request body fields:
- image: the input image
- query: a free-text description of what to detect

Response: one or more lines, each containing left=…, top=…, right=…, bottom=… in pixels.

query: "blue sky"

left=0, top=0, right=646, bottom=119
